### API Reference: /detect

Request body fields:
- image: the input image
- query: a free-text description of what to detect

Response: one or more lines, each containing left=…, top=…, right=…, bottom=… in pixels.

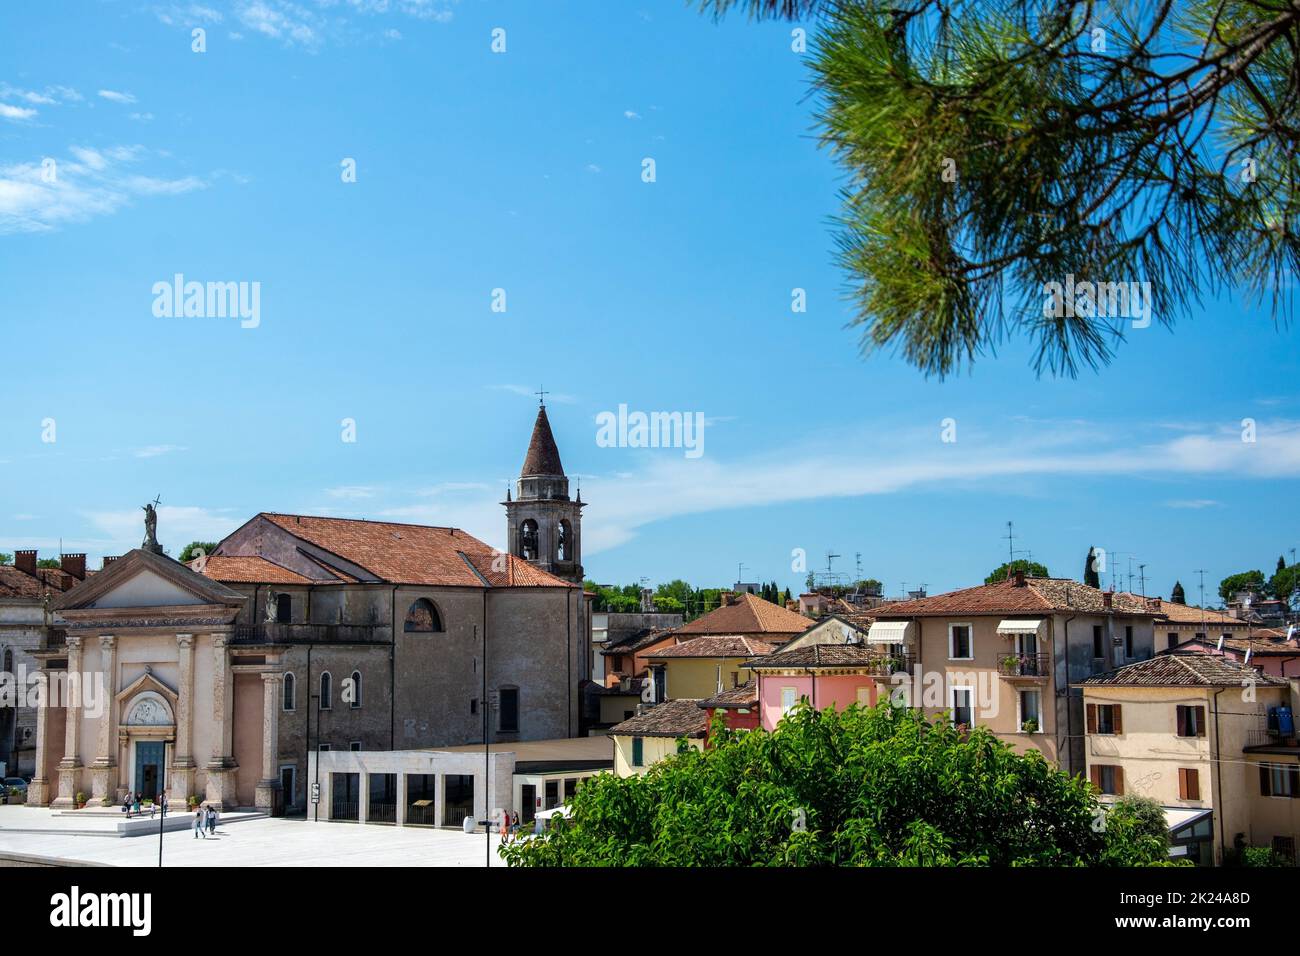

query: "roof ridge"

left=261, top=512, right=460, bottom=532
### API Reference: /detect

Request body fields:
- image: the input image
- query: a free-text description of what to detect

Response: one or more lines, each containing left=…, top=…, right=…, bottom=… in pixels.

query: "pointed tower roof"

left=521, top=405, right=565, bottom=477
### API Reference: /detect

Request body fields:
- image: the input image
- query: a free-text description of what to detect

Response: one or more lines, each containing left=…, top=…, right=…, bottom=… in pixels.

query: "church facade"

left=27, top=406, right=590, bottom=813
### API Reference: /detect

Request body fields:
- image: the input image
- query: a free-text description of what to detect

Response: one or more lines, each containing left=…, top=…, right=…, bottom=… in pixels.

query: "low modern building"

left=1081, top=653, right=1294, bottom=865
left=308, top=735, right=613, bottom=827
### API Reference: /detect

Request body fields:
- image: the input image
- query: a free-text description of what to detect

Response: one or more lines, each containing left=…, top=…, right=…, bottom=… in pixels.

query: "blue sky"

left=1, top=0, right=1297, bottom=603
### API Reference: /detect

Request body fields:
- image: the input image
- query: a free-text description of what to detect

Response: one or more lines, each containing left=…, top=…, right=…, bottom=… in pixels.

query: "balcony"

left=997, top=652, right=1050, bottom=683
left=231, top=623, right=389, bottom=646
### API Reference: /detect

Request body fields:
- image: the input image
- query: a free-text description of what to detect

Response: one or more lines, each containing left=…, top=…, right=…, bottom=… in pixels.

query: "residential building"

left=590, top=607, right=684, bottom=684
left=1082, top=653, right=1295, bottom=864
left=0, top=550, right=86, bottom=777
left=1130, top=596, right=1268, bottom=652
left=1176, top=630, right=1300, bottom=680
left=609, top=698, right=707, bottom=777
left=643, top=635, right=775, bottom=701
left=674, top=591, right=810, bottom=644
left=748, top=644, right=889, bottom=731
left=864, top=573, right=1158, bottom=776
left=699, top=680, right=759, bottom=732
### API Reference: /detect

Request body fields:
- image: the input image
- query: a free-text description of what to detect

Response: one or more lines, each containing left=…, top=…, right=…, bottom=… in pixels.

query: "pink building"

left=746, top=644, right=890, bottom=731
left=1175, top=631, right=1300, bottom=679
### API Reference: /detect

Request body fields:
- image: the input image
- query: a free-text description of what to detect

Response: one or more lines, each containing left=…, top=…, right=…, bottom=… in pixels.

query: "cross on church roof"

left=535, top=386, right=548, bottom=406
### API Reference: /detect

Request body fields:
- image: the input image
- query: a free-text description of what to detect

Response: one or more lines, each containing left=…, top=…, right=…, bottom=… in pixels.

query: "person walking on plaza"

left=193, top=808, right=205, bottom=839
left=123, top=791, right=134, bottom=818
left=206, top=804, right=216, bottom=835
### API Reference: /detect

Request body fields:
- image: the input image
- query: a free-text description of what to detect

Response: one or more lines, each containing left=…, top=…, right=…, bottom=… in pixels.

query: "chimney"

left=1102, top=591, right=1113, bottom=610
left=15, top=549, right=36, bottom=575
left=60, top=552, right=86, bottom=581
left=102, top=555, right=120, bottom=570
left=719, top=590, right=735, bottom=607
left=1013, top=570, right=1026, bottom=587
left=785, top=599, right=798, bottom=612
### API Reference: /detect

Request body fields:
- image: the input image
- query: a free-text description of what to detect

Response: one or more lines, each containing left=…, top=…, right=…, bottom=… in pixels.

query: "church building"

left=27, top=405, right=590, bottom=814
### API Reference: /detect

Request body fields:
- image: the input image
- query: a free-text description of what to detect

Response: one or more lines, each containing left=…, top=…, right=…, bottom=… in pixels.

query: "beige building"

left=609, top=698, right=707, bottom=777
left=865, top=574, right=1158, bottom=776
left=644, top=635, right=775, bottom=701
left=1082, top=653, right=1296, bottom=864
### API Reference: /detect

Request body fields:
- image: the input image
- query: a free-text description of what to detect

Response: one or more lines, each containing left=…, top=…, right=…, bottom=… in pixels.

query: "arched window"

left=557, top=520, right=572, bottom=561
left=519, top=520, right=539, bottom=560
left=1, top=648, right=11, bottom=674
left=319, top=671, right=333, bottom=710
left=282, top=672, right=296, bottom=711
left=350, top=670, right=363, bottom=709
left=404, top=598, right=443, bottom=633
left=275, top=592, right=292, bottom=624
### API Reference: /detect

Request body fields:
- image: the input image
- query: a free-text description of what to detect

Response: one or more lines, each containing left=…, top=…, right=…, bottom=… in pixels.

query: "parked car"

left=3, top=777, right=29, bottom=792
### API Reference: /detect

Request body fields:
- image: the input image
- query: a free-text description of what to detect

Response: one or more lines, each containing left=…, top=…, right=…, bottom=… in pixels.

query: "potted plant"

left=75, top=791, right=87, bottom=809
left=187, top=794, right=199, bottom=810
left=1000, top=654, right=1020, bottom=673
left=101, top=795, right=111, bottom=807
left=1022, top=717, right=1039, bottom=733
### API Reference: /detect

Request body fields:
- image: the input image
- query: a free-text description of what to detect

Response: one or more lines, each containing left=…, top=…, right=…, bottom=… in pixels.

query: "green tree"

left=1270, top=565, right=1299, bottom=611
left=781, top=588, right=793, bottom=605
left=985, top=559, right=1049, bottom=584
left=501, top=702, right=1172, bottom=867
left=0, top=553, right=11, bottom=565
left=1171, top=581, right=1186, bottom=605
left=36, top=558, right=60, bottom=569
left=701, top=0, right=1300, bottom=377
left=1279, top=555, right=1288, bottom=574
left=178, top=541, right=217, bottom=563
left=1219, top=570, right=1268, bottom=603
left=1083, top=547, right=1101, bottom=589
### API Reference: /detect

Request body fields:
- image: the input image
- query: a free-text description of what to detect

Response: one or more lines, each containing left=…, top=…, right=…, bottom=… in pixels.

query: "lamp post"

left=157, top=789, right=167, bottom=867
left=311, top=692, right=321, bottom=823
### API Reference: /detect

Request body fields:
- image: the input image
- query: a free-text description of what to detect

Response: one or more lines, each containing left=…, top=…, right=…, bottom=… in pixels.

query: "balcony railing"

left=231, top=623, right=388, bottom=645
left=998, top=653, right=1051, bottom=680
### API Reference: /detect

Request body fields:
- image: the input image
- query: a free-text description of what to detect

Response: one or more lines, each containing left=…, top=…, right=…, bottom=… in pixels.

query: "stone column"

left=358, top=768, right=370, bottom=824
left=204, top=632, right=237, bottom=809
left=52, top=635, right=84, bottom=809
left=254, top=672, right=282, bottom=814
left=89, top=635, right=118, bottom=803
left=168, top=634, right=196, bottom=810
left=396, top=772, right=408, bottom=826
left=27, top=667, right=53, bottom=806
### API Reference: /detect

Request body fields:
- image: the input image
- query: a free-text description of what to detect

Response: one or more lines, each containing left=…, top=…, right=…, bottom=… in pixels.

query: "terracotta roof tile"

left=608, top=698, right=709, bottom=738
left=870, top=578, right=1158, bottom=618
left=602, top=627, right=679, bottom=655
left=1082, top=653, right=1287, bottom=687
left=677, top=593, right=811, bottom=636
left=194, top=556, right=315, bottom=585
left=747, top=644, right=886, bottom=669
left=699, top=679, right=758, bottom=709
left=645, top=636, right=775, bottom=659
left=244, top=514, right=573, bottom=589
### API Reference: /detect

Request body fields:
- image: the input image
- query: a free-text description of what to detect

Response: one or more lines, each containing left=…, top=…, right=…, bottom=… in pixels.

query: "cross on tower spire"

left=535, top=385, right=548, bottom=407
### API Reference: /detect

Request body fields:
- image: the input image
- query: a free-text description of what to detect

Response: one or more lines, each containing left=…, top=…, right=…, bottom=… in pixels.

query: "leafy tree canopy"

left=1219, top=569, right=1268, bottom=602
left=502, top=702, right=1175, bottom=867
left=986, top=559, right=1050, bottom=584
left=36, top=558, right=61, bottom=569
left=701, top=0, right=1300, bottom=378
left=0, top=553, right=11, bottom=565
left=178, top=541, right=217, bottom=564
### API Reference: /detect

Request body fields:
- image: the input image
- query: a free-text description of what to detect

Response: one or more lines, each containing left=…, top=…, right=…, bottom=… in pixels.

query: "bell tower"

left=504, top=400, right=584, bottom=584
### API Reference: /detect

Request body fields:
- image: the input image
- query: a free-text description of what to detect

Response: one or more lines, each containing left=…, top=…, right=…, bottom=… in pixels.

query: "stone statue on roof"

left=142, top=499, right=164, bottom=554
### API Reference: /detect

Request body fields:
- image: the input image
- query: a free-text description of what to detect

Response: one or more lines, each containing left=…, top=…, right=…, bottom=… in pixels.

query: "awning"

left=997, top=619, right=1044, bottom=636
left=867, top=621, right=910, bottom=645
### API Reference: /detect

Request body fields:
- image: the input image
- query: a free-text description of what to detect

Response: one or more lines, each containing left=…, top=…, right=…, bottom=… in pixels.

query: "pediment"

left=53, top=547, right=244, bottom=613
left=116, top=669, right=179, bottom=709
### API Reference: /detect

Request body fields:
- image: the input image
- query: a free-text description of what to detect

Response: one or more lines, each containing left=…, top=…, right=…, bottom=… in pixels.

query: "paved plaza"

left=0, top=805, right=508, bottom=867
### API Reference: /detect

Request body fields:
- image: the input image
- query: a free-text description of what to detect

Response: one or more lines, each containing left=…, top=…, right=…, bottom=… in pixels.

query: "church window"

left=520, top=520, right=539, bottom=560
left=320, top=672, right=333, bottom=710
left=282, top=672, right=296, bottom=711
left=499, top=686, right=520, bottom=733
left=404, top=598, right=443, bottom=633
left=558, top=520, right=572, bottom=561
left=275, top=592, right=292, bottom=624
left=350, top=670, right=363, bottom=708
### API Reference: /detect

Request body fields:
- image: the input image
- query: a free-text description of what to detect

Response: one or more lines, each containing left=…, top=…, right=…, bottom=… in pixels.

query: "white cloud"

left=585, top=163, right=602, bottom=174
left=1165, top=499, right=1220, bottom=509
left=133, top=444, right=187, bottom=458
left=153, top=3, right=224, bottom=26
left=0, top=103, right=38, bottom=122
left=98, top=89, right=138, bottom=104
left=129, top=112, right=155, bottom=122
left=326, top=485, right=378, bottom=499
left=0, top=145, right=208, bottom=234
left=0, top=84, right=81, bottom=106
left=624, top=110, right=641, bottom=120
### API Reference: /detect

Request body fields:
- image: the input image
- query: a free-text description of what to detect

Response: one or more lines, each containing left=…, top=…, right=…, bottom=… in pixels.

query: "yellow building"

left=644, top=636, right=776, bottom=701
left=608, top=698, right=707, bottom=777
left=1082, top=653, right=1296, bottom=865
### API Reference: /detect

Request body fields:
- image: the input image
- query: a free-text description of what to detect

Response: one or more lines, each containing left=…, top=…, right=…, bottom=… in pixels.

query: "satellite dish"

left=1216, top=636, right=1225, bottom=653
left=1244, top=647, right=1253, bottom=665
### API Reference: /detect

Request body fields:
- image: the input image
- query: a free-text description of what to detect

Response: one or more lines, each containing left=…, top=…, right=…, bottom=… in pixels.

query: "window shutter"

left=1176, top=706, right=1187, bottom=737
left=1290, top=765, right=1300, bottom=799
left=1261, top=765, right=1272, bottom=796
left=1090, top=765, right=1101, bottom=790
left=1178, top=768, right=1187, bottom=800
left=1113, top=705, right=1123, bottom=736
left=1086, top=704, right=1097, bottom=734
left=1187, top=768, right=1200, bottom=801
left=1195, top=706, right=1207, bottom=738
left=1114, top=766, right=1125, bottom=796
